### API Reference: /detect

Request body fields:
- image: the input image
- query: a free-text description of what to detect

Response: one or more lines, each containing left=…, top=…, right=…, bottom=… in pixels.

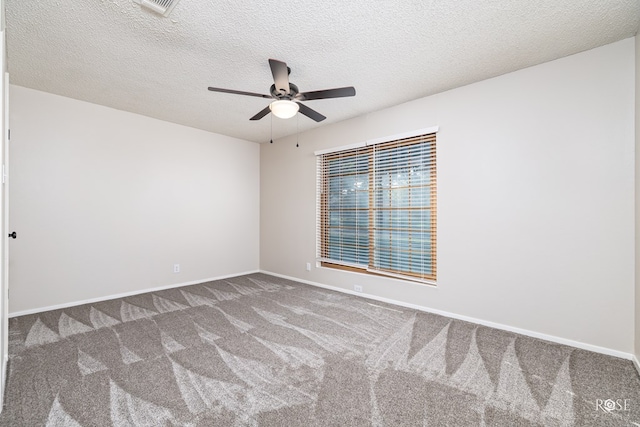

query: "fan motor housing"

left=270, top=83, right=299, bottom=100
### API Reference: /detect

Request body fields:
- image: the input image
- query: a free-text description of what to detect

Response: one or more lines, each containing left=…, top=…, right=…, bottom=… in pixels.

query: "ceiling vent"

left=133, top=0, right=181, bottom=17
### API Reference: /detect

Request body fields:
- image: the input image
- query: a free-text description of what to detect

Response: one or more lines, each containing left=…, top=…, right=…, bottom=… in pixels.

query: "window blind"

left=317, top=132, right=437, bottom=283
left=317, top=145, right=370, bottom=268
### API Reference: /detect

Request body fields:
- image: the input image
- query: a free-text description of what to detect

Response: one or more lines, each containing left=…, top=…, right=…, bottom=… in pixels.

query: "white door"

left=0, top=0, right=8, bottom=405
left=1, top=71, right=8, bottom=404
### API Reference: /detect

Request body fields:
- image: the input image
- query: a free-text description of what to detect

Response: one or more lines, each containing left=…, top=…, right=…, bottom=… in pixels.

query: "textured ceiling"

left=5, top=0, right=640, bottom=143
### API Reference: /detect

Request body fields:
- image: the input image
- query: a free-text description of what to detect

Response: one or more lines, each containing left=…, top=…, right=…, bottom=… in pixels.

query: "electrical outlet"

left=173, top=264, right=180, bottom=273
left=354, top=285, right=363, bottom=293
left=306, top=262, right=311, bottom=271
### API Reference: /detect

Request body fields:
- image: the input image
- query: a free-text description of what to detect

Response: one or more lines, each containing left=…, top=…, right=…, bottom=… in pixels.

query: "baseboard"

left=261, top=270, right=634, bottom=361
left=633, top=355, right=640, bottom=377
left=9, top=270, right=260, bottom=318
left=0, top=353, right=6, bottom=412
left=11, top=268, right=634, bottom=361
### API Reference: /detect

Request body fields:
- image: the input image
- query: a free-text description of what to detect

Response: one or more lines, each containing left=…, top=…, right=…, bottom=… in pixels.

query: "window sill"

left=319, top=261, right=437, bottom=287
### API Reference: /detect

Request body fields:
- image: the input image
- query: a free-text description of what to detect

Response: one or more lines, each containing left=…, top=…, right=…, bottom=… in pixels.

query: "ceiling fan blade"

left=208, top=87, right=272, bottom=99
left=249, top=105, right=271, bottom=121
left=296, top=102, right=326, bottom=122
left=269, top=59, right=290, bottom=95
left=295, top=86, right=356, bottom=101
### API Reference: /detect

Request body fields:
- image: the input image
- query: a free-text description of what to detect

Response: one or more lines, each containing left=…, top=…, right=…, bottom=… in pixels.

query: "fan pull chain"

left=296, top=113, right=299, bottom=148
left=270, top=113, right=273, bottom=144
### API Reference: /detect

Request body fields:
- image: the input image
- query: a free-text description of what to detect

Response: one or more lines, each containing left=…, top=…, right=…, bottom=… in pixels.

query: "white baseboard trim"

left=9, top=270, right=260, bottom=318
left=261, top=270, right=634, bottom=361
left=0, top=354, right=6, bottom=414
left=632, top=355, right=640, bottom=377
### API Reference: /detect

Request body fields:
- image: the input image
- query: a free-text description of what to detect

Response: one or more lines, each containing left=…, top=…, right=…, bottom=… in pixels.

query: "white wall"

left=261, top=38, right=635, bottom=354
left=9, top=85, right=260, bottom=314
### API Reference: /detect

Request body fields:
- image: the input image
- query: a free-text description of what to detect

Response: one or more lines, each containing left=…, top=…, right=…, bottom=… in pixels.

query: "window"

left=317, top=131, right=437, bottom=283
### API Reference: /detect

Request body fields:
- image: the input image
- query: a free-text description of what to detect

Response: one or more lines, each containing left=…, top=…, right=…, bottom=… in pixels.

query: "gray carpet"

left=0, top=273, right=638, bottom=426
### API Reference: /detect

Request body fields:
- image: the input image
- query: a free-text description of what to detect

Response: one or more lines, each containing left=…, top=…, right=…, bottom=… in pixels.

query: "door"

left=0, top=0, right=8, bottom=405
left=1, top=70, right=8, bottom=403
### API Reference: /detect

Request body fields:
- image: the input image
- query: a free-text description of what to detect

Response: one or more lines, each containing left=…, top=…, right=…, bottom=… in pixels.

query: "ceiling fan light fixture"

left=208, top=59, right=354, bottom=122
left=270, top=100, right=299, bottom=119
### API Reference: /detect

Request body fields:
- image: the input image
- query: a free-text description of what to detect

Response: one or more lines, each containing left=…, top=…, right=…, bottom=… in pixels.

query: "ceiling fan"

left=208, top=59, right=356, bottom=122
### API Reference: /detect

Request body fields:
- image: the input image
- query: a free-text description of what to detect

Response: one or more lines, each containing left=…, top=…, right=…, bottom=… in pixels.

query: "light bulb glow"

left=269, top=100, right=299, bottom=119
